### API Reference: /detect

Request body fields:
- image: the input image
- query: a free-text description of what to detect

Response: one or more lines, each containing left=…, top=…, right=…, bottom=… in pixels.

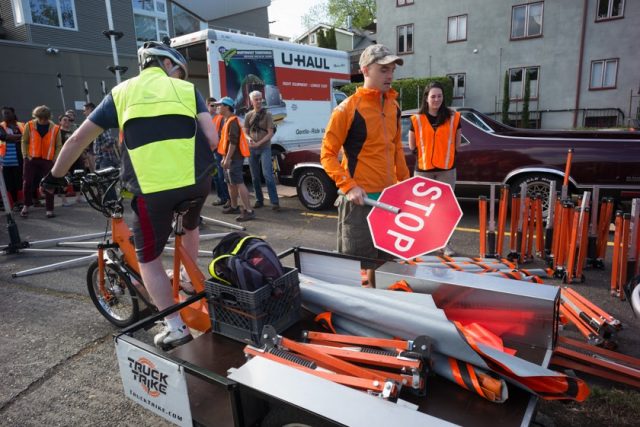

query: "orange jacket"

left=321, top=87, right=409, bottom=194
left=218, top=115, right=249, bottom=157
left=23, top=120, right=61, bottom=161
left=411, top=112, right=461, bottom=171
left=0, top=121, right=25, bottom=157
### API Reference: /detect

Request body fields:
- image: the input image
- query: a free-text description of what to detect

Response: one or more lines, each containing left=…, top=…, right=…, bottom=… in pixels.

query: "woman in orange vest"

left=408, top=81, right=461, bottom=256
left=20, top=105, right=62, bottom=218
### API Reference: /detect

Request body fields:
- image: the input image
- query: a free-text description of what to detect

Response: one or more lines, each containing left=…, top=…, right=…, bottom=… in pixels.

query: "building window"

left=171, top=3, right=204, bottom=36
left=590, top=59, right=618, bottom=89
left=11, top=0, right=25, bottom=25
left=132, top=0, right=168, bottom=44
left=596, top=0, right=624, bottom=21
left=397, top=24, right=413, bottom=54
left=25, top=0, right=77, bottom=29
left=447, top=15, right=467, bottom=42
left=309, top=33, right=316, bottom=44
left=511, top=2, right=543, bottom=39
left=509, top=66, right=539, bottom=100
left=584, top=115, right=618, bottom=128
left=448, top=73, right=466, bottom=98
left=397, top=0, right=414, bottom=6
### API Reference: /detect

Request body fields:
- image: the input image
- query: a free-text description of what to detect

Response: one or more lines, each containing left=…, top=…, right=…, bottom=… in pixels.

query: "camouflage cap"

left=359, top=44, right=404, bottom=68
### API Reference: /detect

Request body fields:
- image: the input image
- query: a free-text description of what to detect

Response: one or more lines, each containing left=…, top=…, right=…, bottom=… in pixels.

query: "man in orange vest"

left=20, top=105, right=61, bottom=218
left=207, top=97, right=230, bottom=207
left=216, top=97, right=255, bottom=222
left=0, top=106, right=25, bottom=209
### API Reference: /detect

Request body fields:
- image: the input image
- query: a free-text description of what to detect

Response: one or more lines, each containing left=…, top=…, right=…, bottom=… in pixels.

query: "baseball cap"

left=215, top=97, right=235, bottom=108
left=359, top=44, right=404, bottom=68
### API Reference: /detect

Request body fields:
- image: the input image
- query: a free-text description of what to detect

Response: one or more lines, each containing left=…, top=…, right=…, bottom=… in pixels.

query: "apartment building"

left=376, top=0, right=639, bottom=129
left=0, top=0, right=269, bottom=120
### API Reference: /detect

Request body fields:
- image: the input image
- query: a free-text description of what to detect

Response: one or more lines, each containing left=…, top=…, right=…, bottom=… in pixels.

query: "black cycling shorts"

left=131, top=179, right=211, bottom=263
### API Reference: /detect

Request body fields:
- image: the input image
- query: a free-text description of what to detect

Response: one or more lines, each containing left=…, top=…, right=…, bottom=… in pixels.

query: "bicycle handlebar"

left=69, top=167, right=123, bottom=217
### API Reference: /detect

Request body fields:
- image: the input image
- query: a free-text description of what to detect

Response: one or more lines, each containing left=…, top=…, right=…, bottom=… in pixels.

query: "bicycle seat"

left=173, top=198, right=203, bottom=214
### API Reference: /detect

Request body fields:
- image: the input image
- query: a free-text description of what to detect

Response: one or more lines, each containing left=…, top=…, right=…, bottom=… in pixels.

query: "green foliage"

left=327, top=0, right=376, bottom=28
left=339, top=77, right=453, bottom=111
left=501, top=71, right=510, bottom=124
left=302, top=0, right=376, bottom=30
left=522, top=71, right=531, bottom=128
left=326, top=27, right=337, bottom=49
left=316, top=29, right=328, bottom=48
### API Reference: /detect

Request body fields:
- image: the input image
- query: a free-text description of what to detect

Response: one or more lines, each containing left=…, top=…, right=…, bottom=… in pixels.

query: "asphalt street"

left=0, top=186, right=638, bottom=426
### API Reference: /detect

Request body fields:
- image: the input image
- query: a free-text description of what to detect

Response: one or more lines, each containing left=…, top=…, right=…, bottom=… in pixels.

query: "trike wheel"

left=87, top=259, right=140, bottom=327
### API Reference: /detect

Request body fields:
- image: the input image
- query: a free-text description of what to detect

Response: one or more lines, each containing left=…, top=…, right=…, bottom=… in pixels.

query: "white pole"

left=105, top=0, right=122, bottom=84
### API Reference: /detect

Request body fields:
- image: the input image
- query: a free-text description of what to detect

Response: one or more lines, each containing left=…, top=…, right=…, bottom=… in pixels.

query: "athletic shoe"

left=271, top=204, right=280, bottom=211
left=153, top=323, right=192, bottom=350
left=222, top=205, right=240, bottom=214
left=253, top=200, right=264, bottom=208
left=236, top=210, right=256, bottom=222
left=165, top=268, right=195, bottom=295
left=212, top=198, right=228, bottom=206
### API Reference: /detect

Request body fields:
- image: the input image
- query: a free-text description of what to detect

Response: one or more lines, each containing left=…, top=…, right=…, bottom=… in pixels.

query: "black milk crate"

left=205, top=267, right=301, bottom=345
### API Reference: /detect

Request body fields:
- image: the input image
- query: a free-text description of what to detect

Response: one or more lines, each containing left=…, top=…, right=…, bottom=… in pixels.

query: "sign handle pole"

left=338, top=191, right=401, bottom=214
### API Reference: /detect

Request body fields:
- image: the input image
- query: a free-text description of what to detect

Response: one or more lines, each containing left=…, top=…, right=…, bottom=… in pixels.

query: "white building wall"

left=376, top=0, right=640, bottom=129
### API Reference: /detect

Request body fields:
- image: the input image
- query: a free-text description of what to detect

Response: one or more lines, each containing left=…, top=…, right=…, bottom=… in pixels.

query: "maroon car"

left=278, top=108, right=640, bottom=211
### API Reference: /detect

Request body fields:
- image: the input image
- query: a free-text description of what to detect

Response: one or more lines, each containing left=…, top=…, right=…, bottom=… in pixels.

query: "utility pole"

left=104, top=0, right=127, bottom=84
left=56, top=73, right=66, bottom=112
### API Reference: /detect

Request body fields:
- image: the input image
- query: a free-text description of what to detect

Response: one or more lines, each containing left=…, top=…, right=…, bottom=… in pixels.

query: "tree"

left=316, top=29, right=328, bottom=48
left=302, top=0, right=376, bottom=31
left=327, top=0, right=376, bottom=28
left=501, top=71, right=510, bottom=125
left=521, top=71, right=531, bottom=129
left=301, top=4, right=329, bottom=31
left=326, top=27, right=337, bottom=49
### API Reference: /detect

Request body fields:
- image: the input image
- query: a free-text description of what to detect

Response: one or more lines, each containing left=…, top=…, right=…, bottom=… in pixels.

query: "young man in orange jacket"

left=320, top=45, right=410, bottom=287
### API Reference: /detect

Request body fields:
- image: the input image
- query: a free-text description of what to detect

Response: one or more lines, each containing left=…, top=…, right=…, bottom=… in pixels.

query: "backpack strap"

left=208, top=254, right=233, bottom=286
left=231, top=235, right=261, bottom=255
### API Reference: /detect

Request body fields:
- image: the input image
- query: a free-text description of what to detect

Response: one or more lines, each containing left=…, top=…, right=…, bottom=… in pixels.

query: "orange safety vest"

left=212, top=114, right=224, bottom=135
left=0, top=121, right=25, bottom=157
left=27, top=120, right=59, bottom=160
left=411, top=111, right=461, bottom=171
left=217, top=115, right=249, bottom=157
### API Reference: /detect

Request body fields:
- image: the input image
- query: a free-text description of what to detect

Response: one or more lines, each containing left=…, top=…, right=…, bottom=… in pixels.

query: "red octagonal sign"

left=367, top=176, right=463, bottom=260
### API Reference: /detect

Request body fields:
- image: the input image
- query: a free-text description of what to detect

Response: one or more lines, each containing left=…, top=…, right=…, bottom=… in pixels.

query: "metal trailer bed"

left=115, top=247, right=559, bottom=427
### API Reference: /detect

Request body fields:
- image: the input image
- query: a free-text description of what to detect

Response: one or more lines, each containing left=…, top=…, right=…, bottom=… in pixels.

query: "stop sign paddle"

left=367, top=176, right=463, bottom=260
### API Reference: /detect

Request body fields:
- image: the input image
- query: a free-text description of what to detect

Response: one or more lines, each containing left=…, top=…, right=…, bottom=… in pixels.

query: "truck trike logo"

left=127, top=357, right=169, bottom=397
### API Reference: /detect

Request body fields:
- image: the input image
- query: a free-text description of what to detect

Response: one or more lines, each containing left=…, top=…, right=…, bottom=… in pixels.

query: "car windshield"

left=461, top=111, right=493, bottom=132
left=334, top=91, right=347, bottom=105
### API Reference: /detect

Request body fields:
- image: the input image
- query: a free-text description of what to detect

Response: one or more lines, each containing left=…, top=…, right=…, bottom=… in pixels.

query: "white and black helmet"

left=137, top=40, right=188, bottom=79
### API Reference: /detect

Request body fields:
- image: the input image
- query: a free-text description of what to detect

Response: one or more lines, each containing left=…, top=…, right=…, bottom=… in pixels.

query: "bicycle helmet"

left=137, top=40, right=188, bottom=79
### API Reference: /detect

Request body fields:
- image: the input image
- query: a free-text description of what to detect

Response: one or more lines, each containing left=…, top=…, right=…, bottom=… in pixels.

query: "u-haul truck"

left=171, top=30, right=351, bottom=155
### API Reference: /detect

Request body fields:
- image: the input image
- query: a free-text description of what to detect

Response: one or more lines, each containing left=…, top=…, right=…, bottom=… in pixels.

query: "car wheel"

left=296, top=169, right=337, bottom=211
left=509, top=173, right=565, bottom=215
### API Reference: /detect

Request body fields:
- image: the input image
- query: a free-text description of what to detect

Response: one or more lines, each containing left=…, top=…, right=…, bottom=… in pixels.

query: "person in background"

left=57, top=114, right=84, bottom=206
left=21, top=105, right=62, bottom=218
left=321, top=44, right=409, bottom=288
left=244, top=90, right=280, bottom=211
left=0, top=107, right=25, bottom=210
left=408, top=81, right=462, bottom=257
left=207, top=97, right=230, bottom=207
left=42, top=41, right=218, bottom=350
left=65, top=109, right=78, bottom=132
left=217, top=97, right=255, bottom=222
